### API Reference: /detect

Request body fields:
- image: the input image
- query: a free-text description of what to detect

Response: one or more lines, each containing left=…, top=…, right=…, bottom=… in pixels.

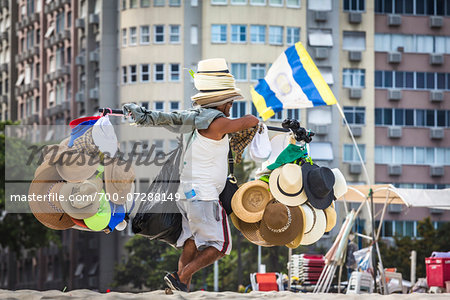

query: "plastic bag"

left=131, top=136, right=183, bottom=247
left=249, top=124, right=271, bottom=162
left=354, top=246, right=373, bottom=274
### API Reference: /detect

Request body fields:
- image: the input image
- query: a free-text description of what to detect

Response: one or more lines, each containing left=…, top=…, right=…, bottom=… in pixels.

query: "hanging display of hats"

left=231, top=180, right=273, bottom=223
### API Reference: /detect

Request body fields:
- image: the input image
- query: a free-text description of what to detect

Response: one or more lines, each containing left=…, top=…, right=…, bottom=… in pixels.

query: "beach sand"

left=0, top=289, right=449, bottom=300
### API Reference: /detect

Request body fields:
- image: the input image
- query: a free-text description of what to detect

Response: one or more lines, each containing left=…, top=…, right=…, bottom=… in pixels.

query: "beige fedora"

left=269, top=164, right=308, bottom=207
left=300, top=203, right=327, bottom=246
left=231, top=180, right=272, bottom=223
left=331, top=168, right=348, bottom=199
left=324, top=205, right=337, bottom=233
left=260, top=201, right=303, bottom=246
left=104, top=157, right=135, bottom=205
left=286, top=205, right=307, bottom=249
left=58, top=176, right=103, bottom=219
left=28, top=162, right=75, bottom=230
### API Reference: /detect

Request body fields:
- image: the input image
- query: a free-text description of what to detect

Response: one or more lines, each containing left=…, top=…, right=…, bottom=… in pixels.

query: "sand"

left=0, top=289, right=449, bottom=300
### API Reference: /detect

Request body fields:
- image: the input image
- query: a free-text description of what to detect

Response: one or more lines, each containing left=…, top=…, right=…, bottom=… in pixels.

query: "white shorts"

left=176, top=200, right=232, bottom=255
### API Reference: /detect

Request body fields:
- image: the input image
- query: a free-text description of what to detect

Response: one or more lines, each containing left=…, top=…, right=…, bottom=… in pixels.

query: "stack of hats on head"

left=230, top=141, right=347, bottom=248
left=290, top=254, right=325, bottom=285
left=191, top=58, right=244, bottom=107
left=28, top=115, right=135, bottom=233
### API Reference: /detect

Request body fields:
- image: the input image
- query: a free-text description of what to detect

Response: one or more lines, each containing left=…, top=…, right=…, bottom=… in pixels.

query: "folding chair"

left=250, top=272, right=284, bottom=291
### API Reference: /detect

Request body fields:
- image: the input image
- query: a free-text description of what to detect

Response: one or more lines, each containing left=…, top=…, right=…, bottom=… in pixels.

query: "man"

left=123, top=58, right=259, bottom=292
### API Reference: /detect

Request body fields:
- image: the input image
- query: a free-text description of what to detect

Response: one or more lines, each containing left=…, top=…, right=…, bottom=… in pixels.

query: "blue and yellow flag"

left=251, top=42, right=337, bottom=120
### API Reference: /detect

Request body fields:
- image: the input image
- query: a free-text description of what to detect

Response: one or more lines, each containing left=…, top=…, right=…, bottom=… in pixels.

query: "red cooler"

left=425, top=257, right=450, bottom=288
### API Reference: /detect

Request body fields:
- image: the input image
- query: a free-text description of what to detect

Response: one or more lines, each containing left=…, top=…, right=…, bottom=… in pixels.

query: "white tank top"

left=180, top=130, right=229, bottom=201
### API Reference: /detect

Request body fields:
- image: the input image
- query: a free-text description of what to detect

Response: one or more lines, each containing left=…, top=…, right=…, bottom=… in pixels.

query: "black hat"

left=302, top=163, right=336, bottom=209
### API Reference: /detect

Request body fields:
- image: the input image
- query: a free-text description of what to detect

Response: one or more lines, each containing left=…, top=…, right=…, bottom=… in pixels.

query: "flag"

left=251, top=42, right=337, bottom=121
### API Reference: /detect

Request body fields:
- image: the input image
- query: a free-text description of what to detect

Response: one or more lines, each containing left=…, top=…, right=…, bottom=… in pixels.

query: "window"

left=309, top=0, right=331, bottom=10
left=375, top=0, right=450, bottom=16
left=250, top=25, right=266, bottom=43
left=269, top=0, right=283, bottom=6
left=140, top=26, right=150, bottom=44
left=154, top=0, right=165, bottom=6
left=343, top=31, right=366, bottom=51
left=344, top=106, right=365, bottom=125
left=129, top=65, right=137, bottom=83
left=375, top=70, right=450, bottom=90
left=191, top=26, right=198, bottom=44
left=309, top=29, right=333, bottom=47
left=374, top=146, right=450, bottom=166
left=231, top=63, right=247, bottom=81
left=251, top=64, right=266, bottom=81
left=154, top=64, right=165, bottom=81
left=231, top=0, right=246, bottom=4
left=286, top=27, right=300, bottom=46
left=141, top=0, right=150, bottom=7
left=343, top=144, right=366, bottom=162
left=170, top=63, right=180, bottom=81
left=232, top=101, right=247, bottom=118
left=271, top=110, right=284, bottom=121
left=169, top=0, right=181, bottom=6
left=191, top=0, right=199, bottom=6
left=130, top=0, right=138, bottom=8
left=170, top=101, right=180, bottom=111
left=269, top=26, right=283, bottom=45
left=374, top=33, right=450, bottom=54
left=154, top=25, right=165, bottom=43
left=122, top=66, right=127, bottom=84
left=212, top=0, right=228, bottom=4
left=344, top=0, right=365, bottom=11
left=169, top=25, right=180, bottom=43
left=122, top=0, right=127, bottom=9
left=154, top=101, right=165, bottom=111
left=129, top=27, right=137, bottom=45
left=211, top=25, right=227, bottom=43
left=287, top=109, right=300, bottom=120
left=343, top=69, right=365, bottom=88
left=231, top=25, right=247, bottom=43
left=250, top=0, right=266, bottom=5
left=286, top=0, right=300, bottom=7
left=141, top=64, right=150, bottom=82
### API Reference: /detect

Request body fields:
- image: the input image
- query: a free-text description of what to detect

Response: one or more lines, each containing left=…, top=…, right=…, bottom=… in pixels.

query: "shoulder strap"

left=228, top=143, right=234, bottom=176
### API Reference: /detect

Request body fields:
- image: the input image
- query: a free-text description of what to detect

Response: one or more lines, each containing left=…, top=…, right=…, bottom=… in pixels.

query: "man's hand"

left=123, top=103, right=149, bottom=125
left=199, top=115, right=259, bottom=140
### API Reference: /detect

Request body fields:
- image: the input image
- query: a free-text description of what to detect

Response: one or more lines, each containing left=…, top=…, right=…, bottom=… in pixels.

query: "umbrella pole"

left=288, top=248, right=292, bottom=291
left=338, top=264, right=343, bottom=293
left=370, top=189, right=378, bottom=292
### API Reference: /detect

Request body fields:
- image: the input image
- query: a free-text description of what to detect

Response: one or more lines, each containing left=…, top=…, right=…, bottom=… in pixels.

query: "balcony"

left=61, top=29, right=71, bottom=40
left=31, top=79, right=39, bottom=90
left=1, top=0, right=9, bottom=9
left=1, top=31, right=8, bottom=42
left=0, top=95, right=7, bottom=104
left=0, top=63, right=7, bottom=72
left=29, top=12, right=39, bottom=24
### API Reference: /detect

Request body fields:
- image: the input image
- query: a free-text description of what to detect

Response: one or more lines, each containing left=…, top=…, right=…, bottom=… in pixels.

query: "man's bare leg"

left=178, top=246, right=224, bottom=285
left=177, top=239, right=198, bottom=287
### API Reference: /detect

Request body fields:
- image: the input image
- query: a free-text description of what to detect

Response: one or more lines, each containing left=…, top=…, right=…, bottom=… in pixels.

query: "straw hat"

left=104, top=157, right=135, bottom=205
left=28, top=163, right=75, bottom=230
left=92, top=115, right=118, bottom=157
left=260, top=201, right=303, bottom=246
left=324, top=205, right=337, bottom=233
left=300, top=203, right=326, bottom=246
left=231, top=180, right=272, bottom=223
left=269, top=164, right=308, bottom=206
left=286, top=205, right=307, bottom=249
left=302, top=163, right=335, bottom=210
left=58, top=176, right=103, bottom=219
left=232, top=217, right=274, bottom=247
left=331, top=168, right=348, bottom=199
left=196, top=58, right=234, bottom=77
left=84, top=191, right=112, bottom=231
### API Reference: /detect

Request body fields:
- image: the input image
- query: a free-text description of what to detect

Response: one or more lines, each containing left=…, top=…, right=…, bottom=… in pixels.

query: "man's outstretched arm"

left=199, top=115, right=259, bottom=140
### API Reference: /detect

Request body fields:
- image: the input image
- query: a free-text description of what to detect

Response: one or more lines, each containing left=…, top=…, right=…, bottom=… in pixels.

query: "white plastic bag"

left=249, top=124, right=271, bottom=162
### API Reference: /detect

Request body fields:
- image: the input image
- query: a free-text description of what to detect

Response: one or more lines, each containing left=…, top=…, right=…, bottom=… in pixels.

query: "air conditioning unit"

left=349, top=125, right=362, bottom=137
left=44, top=73, right=51, bottom=82
left=348, top=12, right=362, bottom=24
left=89, top=51, right=99, bottom=62
left=349, top=51, right=362, bottom=62
left=89, top=13, right=99, bottom=25
left=313, top=124, right=328, bottom=135
left=75, top=91, right=84, bottom=102
left=349, top=163, right=361, bottom=175
left=388, top=204, right=402, bottom=213
left=388, top=164, right=402, bottom=175
left=75, top=55, right=85, bottom=66
left=314, top=11, right=328, bottom=22
left=31, top=79, right=39, bottom=89
left=62, top=30, right=71, bottom=40
left=430, top=90, right=444, bottom=102
left=430, top=165, right=444, bottom=177
left=388, top=126, right=402, bottom=138
left=388, top=89, right=402, bottom=101
left=430, top=127, right=444, bottom=140
left=88, top=276, right=98, bottom=287
left=430, top=208, right=443, bottom=214
left=75, top=18, right=85, bottom=29
left=89, top=88, right=99, bottom=100
left=388, top=52, right=401, bottom=63
left=388, top=14, right=402, bottom=26
left=429, top=16, right=443, bottom=28
left=429, top=53, right=444, bottom=65
left=349, top=88, right=362, bottom=99
left=315, top=48, right=329, bottom=60
left=1, top=31, right=7, bottom=41
left=1, top=95, right=7, bottom=104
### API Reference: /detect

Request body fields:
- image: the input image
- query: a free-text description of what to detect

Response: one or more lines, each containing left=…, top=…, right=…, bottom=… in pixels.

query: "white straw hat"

left=300, top=203, right=326, bottom=246
left=331, top=168, right=348, bottom=199
left=269, top=164, right=308, bottom=206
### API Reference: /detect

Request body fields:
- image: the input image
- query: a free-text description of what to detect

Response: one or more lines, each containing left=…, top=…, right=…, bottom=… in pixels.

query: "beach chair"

left=250, top=272, right=284, bottom=291
left=346, top=271, right=374, bottom=294
left=383, top=268, right=404, bottom=294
